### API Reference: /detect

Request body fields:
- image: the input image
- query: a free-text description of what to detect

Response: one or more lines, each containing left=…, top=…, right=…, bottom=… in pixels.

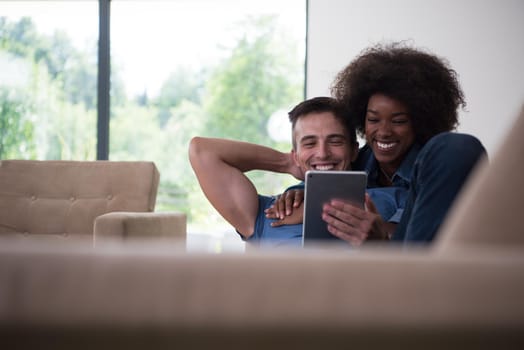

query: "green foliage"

left=154, top=66, right=206, bottom=111
left=157, top=101, right=207, bottom=187
left=154, top=67, right=207, bottom=128
left=203, top=15, right=303, bottom=146
left=35, top=30, right=75, bottom=79
left=0, top=17, right=105, bottom=110
left=0, top=17, right=99, bottom=160
left=157, top=101, right=207, bottom=218
left=0, top=87, right=36, bottom=159
left=109, top=103, right=163, bottom=161
left=195, top=15, right=303, bottom=210
left=0, top=17, right=39, bottom=57
left=51, top=103, right=97, bottom=160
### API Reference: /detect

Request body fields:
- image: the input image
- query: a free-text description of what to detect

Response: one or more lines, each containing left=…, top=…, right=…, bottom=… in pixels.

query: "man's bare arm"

left=188, top=137, right=296, bottom=237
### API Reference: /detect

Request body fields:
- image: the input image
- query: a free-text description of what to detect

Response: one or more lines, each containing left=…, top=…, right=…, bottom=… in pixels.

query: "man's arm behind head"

left=188, top=137, right=288, bottom=238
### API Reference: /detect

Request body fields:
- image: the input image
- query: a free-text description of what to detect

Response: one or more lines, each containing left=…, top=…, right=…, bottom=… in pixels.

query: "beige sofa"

left=0, top=160, right=186, bottom=244
left=1, top=107, right=523, bottom=349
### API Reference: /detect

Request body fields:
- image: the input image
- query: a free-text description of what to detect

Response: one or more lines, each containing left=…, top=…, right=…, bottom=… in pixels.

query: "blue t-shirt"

left=244, top=193, right=303, bottom=248
left=244, top=183, right=404, bottom=247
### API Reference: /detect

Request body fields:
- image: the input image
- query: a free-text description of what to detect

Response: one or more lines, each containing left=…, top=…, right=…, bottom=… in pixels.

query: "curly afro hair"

left=330, top=42, right=465, bottom=144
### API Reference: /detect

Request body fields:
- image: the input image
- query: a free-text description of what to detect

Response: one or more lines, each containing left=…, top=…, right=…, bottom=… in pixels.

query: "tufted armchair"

left=0, top=160, right=186, bottom=245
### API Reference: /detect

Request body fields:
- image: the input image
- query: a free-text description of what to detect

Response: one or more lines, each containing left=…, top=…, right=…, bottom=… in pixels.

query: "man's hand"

left=321, top=193, right=394, bottom=246
left=265, top=189, right=305, bottom=219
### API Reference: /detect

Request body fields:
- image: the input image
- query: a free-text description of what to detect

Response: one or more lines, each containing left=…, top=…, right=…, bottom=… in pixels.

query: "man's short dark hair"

left=288, top=96, right=356, bottom=145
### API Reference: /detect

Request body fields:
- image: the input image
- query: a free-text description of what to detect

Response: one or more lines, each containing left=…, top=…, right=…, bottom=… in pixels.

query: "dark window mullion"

left=97, top=0, right=110, bottom=160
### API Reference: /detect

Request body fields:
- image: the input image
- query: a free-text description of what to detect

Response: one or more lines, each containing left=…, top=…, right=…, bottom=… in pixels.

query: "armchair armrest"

left=94, top=212, right=186, bottom=245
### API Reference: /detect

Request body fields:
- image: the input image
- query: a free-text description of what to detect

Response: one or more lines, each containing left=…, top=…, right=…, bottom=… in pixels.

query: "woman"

left=269, top=42, right=487, bottom=244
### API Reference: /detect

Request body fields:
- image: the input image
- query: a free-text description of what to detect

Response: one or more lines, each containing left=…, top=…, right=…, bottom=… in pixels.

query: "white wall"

left=307, top=0, right=524, bottom=155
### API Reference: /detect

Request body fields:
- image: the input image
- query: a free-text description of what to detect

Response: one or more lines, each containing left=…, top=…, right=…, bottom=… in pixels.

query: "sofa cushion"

left=1, top=241, right=523, bottom=349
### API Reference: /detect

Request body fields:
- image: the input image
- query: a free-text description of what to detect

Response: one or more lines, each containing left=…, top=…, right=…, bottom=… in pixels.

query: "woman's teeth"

left=377, top=141, right=395, bottom=150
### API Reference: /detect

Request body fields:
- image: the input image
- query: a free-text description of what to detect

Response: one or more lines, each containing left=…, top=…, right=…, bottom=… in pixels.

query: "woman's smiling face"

left=365, top=93, right=416, bottom=174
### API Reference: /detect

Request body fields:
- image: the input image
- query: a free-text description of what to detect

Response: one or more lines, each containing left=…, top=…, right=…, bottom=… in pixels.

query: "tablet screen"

left=302, top=170, right=367, bottom=246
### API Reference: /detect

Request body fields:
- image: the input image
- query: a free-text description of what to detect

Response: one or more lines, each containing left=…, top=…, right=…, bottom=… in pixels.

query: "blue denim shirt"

left=353, top=143, right=421, bottom=223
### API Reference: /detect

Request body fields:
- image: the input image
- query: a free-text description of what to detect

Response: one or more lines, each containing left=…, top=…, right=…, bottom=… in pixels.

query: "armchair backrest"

left=0, top=160, right=159, bottom=240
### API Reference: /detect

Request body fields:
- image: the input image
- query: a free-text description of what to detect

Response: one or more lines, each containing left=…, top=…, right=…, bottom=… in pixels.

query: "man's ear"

left=350, top=141, right=359, bottom=162
left=292, top=149, right=300, bottom=167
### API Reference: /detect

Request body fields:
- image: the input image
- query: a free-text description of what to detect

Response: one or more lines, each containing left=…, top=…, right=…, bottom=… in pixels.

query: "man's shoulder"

left=284, top=182, right=304, bottom=191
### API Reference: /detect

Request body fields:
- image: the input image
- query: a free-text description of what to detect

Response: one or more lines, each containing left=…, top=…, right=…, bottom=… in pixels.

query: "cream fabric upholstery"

left=0, top=243, right=522, bottom=349
left=94, top=211, right=187, bottom=244
left=436, top=105, right=524, bottom=252
left=0, top=160, right=186, bottom=242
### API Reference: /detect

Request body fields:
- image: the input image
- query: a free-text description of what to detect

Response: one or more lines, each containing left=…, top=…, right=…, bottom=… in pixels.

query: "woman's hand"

left=267, top=202, right=304, bottom=227
left=265, top=189, right=305, bottom=220
left=321, top=193, right=394, bottom=246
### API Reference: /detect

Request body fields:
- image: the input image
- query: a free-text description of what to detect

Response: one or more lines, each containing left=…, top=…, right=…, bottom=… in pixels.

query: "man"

left=189, top=97, right=388, bottom=247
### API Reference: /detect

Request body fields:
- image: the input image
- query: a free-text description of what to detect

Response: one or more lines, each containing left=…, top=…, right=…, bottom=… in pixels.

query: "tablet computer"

left=302, top=170, right=367, bottom=246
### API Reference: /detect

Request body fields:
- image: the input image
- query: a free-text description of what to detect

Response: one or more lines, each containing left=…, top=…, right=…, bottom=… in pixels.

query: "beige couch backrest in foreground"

left=435, top=105, right=524, bottom=253
left=0, top=160, right=186, bottom=243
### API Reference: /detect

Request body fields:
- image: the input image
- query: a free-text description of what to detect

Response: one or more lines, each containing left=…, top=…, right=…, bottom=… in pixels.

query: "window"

left=1, top=0, right=306, bottom=251
left=1, top=1, right=98, bottom=160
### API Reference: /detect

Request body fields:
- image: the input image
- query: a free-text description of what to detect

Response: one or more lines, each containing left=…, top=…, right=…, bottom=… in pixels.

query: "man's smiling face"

left=292, top=111, right=356, bottom=172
